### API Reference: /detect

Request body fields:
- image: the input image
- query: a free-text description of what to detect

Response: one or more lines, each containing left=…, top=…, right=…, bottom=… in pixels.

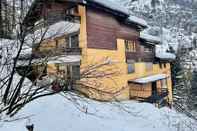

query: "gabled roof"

left=24, top=0, right=148, bottom=29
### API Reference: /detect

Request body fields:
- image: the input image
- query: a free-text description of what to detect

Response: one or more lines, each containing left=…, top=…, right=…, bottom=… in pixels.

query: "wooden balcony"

left=33, top=48, right=82, bottom=59
left=18, top=48, right=82, bottom=60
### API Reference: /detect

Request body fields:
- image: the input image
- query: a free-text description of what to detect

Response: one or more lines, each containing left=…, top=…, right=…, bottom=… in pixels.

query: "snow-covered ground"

left=0, top=93, right=196, bottom=131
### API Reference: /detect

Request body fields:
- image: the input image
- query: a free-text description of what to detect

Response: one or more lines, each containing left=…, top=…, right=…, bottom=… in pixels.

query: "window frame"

left=65, top=33, right=79, bottom=48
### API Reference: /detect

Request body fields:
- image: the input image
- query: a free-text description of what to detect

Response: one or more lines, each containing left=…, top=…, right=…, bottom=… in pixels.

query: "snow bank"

left=0, top=93, right=196, bottom=131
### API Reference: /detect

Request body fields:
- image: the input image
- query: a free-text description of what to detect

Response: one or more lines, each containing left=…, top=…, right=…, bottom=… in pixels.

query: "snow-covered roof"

left=140, top=32, right=161, bottom=44
left=86, top=0, right=129, bottom=15
left=127, top=16, right=148, bottom=28
left=25, top=21, right=80, bottom=45
left=156, top=52, right=176, bottom=60
left=129, top=74, right=168, bottom=84
left=86, top=0, right=148, bottom=27
left=156, top=45, right=176, bottom=60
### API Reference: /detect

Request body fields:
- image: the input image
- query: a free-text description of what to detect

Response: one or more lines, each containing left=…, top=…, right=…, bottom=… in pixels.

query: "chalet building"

left=19, top=0, right=176, bottom=107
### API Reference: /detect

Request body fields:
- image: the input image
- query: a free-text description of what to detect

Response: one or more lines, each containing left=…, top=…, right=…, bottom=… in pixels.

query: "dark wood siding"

left=86, top=7, right=139, bottom=50
left=41, top=2, right=79, bottom=25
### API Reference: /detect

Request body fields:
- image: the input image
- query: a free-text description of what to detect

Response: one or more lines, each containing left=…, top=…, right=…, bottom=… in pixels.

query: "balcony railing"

left=33, top=48, right=82, bottom=59
left=146, top=88, right=169, bottom=103
left=18, top=48, right=82, bottom=60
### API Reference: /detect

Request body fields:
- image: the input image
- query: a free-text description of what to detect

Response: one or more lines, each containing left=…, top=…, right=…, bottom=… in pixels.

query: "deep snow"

left=0, top=93, right=196, bottom=131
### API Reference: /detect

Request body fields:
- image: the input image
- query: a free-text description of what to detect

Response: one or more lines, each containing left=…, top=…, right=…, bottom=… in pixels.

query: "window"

left=65, top=33, right=79, bottom=48
left=70, top=34, right=79, bottom=48
left=125, top=40, right=136, bottom=52
left=145, top=62, right=153, bottom=71
left=127, top=61, right=135, bottom=74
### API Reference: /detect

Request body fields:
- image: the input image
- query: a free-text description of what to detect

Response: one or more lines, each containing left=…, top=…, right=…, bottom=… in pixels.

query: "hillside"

left=0, top=93, right=197, bottom=131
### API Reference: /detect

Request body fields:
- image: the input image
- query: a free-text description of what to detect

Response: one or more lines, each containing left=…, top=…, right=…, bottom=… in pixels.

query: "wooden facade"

left=86, top=7, right=139, bottom=50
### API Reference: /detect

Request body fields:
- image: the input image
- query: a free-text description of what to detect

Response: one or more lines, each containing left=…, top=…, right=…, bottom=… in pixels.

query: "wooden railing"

left=33, top=48, right=82, bottom=58
left=146, top=88, right=169, bottom=103
left=19, top=48, right=82, bottom=60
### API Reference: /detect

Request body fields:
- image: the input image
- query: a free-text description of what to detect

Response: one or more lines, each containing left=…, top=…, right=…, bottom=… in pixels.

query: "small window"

left=71, top=34, right=79, bottom=48
left=146, top=62, right=153, bottom=71
left=128, top=63, right=135, bottom=74
left=125, top=40, right=136, bottom=52
left=65, top=34, right=79, bottom=48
